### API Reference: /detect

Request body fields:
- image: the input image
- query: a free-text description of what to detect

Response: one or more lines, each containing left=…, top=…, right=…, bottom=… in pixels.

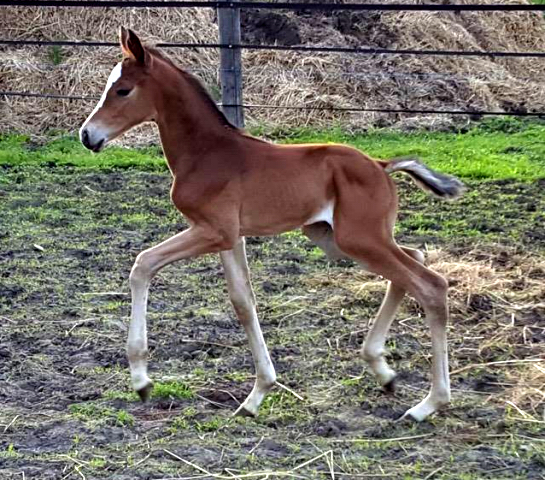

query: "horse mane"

left=147, top=46, right=238, bottom=131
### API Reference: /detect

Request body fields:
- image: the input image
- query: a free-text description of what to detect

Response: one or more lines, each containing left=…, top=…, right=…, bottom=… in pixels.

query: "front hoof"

left=136, top=382, right=154, bottom=402
left=382, top=376, right=397, bottom=394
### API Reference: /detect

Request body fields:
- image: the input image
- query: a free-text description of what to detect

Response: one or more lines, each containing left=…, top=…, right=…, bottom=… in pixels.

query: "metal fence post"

left=218, top=0, right=244, bottom=128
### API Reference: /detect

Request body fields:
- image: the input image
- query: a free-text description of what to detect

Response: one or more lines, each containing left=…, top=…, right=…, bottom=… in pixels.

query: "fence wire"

left=3, top=1, right=545, bottom=11
left=2, top=39, right=545, bottom=58
left=2, top=91, right=543, bottom=117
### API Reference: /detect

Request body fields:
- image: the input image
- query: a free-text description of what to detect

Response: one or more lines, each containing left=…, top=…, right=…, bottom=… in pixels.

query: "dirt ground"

left=0, top=167, right=544, bottom=479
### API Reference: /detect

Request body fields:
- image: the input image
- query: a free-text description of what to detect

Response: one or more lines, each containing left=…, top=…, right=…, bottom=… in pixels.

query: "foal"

left=80, top=28, right=464, bottom=422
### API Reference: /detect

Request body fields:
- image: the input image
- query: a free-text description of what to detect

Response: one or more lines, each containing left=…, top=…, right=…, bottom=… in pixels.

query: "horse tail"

left=382, top=157, right=465, bottom=200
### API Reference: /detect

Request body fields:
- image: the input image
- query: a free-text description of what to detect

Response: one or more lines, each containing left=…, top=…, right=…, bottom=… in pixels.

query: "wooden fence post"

left=218, top=0, right=244, bottom=128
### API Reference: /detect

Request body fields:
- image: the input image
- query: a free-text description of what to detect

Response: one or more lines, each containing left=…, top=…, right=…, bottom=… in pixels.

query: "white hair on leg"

left=221, top=239, right=276, bottom=416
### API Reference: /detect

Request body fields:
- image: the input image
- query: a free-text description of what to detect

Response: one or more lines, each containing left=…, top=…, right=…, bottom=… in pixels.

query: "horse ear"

left=119, top=27, right=146, bottom=64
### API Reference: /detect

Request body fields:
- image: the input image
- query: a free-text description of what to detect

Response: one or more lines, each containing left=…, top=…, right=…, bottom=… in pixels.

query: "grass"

left=47, top=45, right=64, bottom=65
left=1, top=117, right=544, bottom=180
left=104, top=380, right=194, bottom=401
left=0, top=134, right=164, bottom=172
left=152, top=380, right=195, bottom=400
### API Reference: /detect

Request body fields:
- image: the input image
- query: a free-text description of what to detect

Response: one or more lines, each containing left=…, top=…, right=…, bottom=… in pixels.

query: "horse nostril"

left=81, top=129, right=90, bottom=148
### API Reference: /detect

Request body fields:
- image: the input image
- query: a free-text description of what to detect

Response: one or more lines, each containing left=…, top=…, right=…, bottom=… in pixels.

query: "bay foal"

left=80, top=28, right=464, bottom=421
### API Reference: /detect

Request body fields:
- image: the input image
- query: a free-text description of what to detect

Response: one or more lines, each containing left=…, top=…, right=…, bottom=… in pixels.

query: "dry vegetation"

left=1, top=0, right=545, bottom=137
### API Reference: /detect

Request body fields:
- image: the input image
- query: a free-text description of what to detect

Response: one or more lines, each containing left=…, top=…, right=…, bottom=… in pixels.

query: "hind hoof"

left=396, top=412, right=419, bottom=424
left=234, top=404, right=256, bottom=418
left=136, top=382, right=154, bottom=402
left=382, top=376, right=397, bottom=394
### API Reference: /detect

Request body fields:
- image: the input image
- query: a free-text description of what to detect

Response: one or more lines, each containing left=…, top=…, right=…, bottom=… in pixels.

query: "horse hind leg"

left=304, top=223, right=425, bottom=392
left=361, top=247, right=425, bottom=392
left=335, top=231, right=450, bottom=421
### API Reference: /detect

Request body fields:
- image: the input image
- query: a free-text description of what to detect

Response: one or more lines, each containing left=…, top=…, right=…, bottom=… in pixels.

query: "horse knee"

left=229, top=282, right=256, bottom=318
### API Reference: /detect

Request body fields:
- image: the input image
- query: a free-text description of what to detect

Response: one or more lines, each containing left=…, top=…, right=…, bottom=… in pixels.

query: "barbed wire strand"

left=3, top=60, right=531, bottom=82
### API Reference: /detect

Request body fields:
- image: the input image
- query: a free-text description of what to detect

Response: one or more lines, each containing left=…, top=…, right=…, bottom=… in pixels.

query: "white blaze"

left=80, top=62, right=123, bottom=132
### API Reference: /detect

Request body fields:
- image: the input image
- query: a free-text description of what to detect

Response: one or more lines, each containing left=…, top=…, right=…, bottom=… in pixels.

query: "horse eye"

left=117, top=89, right=132, bottom=97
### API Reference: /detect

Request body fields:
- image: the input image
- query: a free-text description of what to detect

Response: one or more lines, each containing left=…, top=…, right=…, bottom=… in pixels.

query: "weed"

left=225, top=371, right=248, bottom=382
left=153, top=380, right=194, bottom=400
left=195, top=416, right=225, bottom=433
left=47, top=46, right=64, bottom=65
left=89, top=457, right=107, bottom=468
left=2, top=444, right=18, bottom=458
left=168, top=416, right=190, bottom=433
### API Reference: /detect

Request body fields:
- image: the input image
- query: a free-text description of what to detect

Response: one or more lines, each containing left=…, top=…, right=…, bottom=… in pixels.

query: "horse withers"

left=80, top=27, right=464, bottom=422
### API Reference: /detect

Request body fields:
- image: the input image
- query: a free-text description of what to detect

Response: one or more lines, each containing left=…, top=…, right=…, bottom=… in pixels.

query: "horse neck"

left=152, top=62, right=238, bottom=176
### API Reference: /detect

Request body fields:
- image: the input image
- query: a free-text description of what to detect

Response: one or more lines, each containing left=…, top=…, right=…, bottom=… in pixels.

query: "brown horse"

left=80, top=27, right=464, bottom=422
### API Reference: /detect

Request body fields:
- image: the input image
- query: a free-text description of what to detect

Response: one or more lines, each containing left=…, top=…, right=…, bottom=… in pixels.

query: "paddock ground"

left=0, top=131, right=544, bottom=479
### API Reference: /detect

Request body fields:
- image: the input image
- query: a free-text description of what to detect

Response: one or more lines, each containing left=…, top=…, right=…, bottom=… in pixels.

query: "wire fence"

left=3, top=61, right=532, bottom=82
left=4, top=1, right=545, bottom=11
left=3, top=39, right=545, bottom=58
left=2, top=1, right=545, bottom=117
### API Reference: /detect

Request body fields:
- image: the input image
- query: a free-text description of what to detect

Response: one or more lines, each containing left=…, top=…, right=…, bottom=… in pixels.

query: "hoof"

left=233, top=404, right=256, bottom=418
left=396, top=411, right=419, bottom=424
left=382, top=376, right=397, bottom=394
left=136, top=382, right=154, bottom=403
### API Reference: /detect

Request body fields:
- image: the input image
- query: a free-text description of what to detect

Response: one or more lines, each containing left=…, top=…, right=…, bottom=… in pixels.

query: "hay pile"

left=1, top=0, right=545, bottom=140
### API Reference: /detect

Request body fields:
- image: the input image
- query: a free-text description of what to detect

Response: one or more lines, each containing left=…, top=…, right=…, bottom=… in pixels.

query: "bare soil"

left=0, top=167, right=544, bottom=479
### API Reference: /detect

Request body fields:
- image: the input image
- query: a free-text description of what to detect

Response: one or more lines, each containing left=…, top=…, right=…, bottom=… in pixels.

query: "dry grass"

left=1, top=0, right=545, bottom=137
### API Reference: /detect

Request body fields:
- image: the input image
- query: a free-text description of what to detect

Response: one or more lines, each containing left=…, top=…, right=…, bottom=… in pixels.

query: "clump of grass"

left=195, top=416, right=226, bottom=433
left=0, top=444, right=19, bottom=459
left=152, top=380, right=194, bottom=400
left=47, top=46, right=64, bottom=65
left=103, top=390, right=140, bottom=401
left=104, top=380, right=194, bottom=402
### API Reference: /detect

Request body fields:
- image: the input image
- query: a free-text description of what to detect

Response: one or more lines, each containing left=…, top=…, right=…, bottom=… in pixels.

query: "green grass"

left=47, top=46, right=64, bottom=65
left=0, top=134, right=165, bottom=171
left=265, top=118, right=545, bottom=181
left=2, top=117, right=544, bottom=180
left=151, top=380, right=194, bottom=400
left=103, top=380, right=194, bottom=402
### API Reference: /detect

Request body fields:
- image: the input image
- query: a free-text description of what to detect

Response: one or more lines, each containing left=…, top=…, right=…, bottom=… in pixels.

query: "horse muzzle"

left=80, top=127, right=106, bottom=153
